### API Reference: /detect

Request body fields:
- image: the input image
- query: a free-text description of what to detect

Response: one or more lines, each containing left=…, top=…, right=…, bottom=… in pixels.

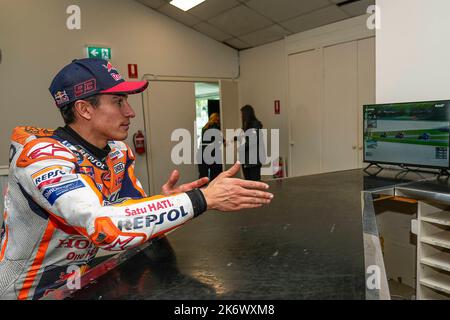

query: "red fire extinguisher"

left=133, top=130, right=146, bottom=155
left=273, top=157, right=284, bottom=179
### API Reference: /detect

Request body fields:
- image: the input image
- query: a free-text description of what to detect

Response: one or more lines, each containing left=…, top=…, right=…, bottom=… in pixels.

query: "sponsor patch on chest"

left=42, top=180, right=85, bottom=205
left=109, top=149, right=124, bottom=161
left=31, top=165, right=74, bottom=190
left=113, top=162, right=125, bottom=174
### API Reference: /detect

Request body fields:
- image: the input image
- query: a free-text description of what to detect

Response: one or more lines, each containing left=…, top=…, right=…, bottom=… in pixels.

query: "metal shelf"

left=422, top=211, right=450, bottom=227
left=421, top=232, right=450, bottom=250
left=420, top=274, right=450, bottom=295
left=421, top=253, right=450, bottom=272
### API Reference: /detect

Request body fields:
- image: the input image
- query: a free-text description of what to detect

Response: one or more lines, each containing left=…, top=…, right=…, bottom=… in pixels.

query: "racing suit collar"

left=55, top=125, right=111, bottom=160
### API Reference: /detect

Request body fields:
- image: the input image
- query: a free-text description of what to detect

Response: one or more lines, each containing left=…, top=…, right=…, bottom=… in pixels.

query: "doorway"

left=143, top=79, right=239, bottom=195
left=194, top=82, right=220, bottom=152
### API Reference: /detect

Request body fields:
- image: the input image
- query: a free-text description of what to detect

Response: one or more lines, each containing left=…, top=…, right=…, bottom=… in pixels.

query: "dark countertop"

left=66, top=169, right=431, bottom=300
left=395, top=179, right=450, bottom=204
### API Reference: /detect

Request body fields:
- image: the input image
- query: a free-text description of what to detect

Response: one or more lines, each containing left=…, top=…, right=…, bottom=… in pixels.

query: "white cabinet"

left=322, top=41, right=359, bottom=172
left=288, top=37, right=375, bottom=177
left=288, top=49, right=322, bottom=177
left=417, top=201, right=450, bottom=299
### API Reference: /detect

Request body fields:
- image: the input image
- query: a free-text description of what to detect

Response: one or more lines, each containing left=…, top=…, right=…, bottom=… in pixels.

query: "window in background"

left=195, top=82, right=220, bottom=149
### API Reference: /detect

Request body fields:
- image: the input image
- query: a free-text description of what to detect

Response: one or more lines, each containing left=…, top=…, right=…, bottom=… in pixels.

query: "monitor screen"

left=363, top=100, right=450, bottom=169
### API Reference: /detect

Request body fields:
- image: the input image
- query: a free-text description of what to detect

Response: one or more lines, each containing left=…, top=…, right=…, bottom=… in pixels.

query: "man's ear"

left=73, top=100, right=93, bottom=121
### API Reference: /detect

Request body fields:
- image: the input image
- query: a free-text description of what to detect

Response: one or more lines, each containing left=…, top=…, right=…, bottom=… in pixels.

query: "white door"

left=357, top=37, right=376, bottom=167
left=220, top=80, right=240, bottom=172
left=322, top=41, right=359, bottom=173
left=288, top=49, right=322, bottom=177
left=145, top=81, right=198, bottom=195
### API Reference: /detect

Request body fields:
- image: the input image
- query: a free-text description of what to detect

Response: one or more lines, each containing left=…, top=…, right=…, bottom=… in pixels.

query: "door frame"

left=140, top=75, right=235, bottom=195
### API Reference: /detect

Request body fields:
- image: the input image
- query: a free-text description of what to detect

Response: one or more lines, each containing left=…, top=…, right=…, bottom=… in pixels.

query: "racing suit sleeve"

left=14, top=143, right=207, bottom=252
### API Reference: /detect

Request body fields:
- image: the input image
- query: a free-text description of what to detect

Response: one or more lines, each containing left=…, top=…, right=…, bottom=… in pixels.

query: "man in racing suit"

left=0, top=58, right=273, bottom=299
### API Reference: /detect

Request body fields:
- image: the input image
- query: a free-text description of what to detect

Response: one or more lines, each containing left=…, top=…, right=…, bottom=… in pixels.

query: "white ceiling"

left=136, top=0, right=375, bottom=50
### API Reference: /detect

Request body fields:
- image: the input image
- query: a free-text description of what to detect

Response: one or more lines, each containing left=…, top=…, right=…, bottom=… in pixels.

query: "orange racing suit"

left=0, top=126, right=207, bottom=299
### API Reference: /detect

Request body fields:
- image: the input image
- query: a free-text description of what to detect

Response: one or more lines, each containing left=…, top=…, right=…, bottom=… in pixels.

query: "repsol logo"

left=33, top=167, right=68, bottom=190
left=76, top=146, right=108, bottom=170
left=117, top=206, right=189, bottom=231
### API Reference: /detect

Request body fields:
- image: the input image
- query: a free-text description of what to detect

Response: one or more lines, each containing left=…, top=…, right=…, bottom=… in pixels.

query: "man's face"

left=90, top=94, right=135, bottom=142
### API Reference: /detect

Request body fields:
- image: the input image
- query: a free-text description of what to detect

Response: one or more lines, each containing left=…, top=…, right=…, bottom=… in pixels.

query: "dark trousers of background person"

left=198, top=163, right=222, bottom=181
left=198, top=163, right=208, bottom=179
left=243, top=165, right=261, bottom=181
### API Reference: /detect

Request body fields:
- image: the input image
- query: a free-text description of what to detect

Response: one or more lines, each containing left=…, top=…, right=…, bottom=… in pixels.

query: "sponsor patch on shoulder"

left=109, top=149, right=124, bottom=161
left=27, top=142, right=75, bottom=161
left=113, top=162, right=125, bottom=174
left=31, top=165, right=74, bottom=190
left=42, top=180, right=85, bottom=205
left=79, top=166, right=95, bottom=179
left=22, top=127, right=54, bottom=137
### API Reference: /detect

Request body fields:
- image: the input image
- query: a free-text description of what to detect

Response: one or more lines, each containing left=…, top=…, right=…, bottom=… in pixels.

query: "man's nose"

left=123, top=101, right=136, bottom=118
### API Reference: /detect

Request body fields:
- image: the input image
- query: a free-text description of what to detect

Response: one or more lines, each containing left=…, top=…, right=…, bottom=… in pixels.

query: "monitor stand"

left=394, top=166, right=450, bottom=180
left=363, top=163, right=384, bottom=177
left=394, top=166, right=426, bottom=180
left=363, top=163, right=450, bottom=179
left=437, top=169, right=450, bottom=180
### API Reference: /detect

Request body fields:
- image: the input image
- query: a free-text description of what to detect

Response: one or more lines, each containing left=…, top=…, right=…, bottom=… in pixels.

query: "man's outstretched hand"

left=201, top=162, right=273, bottom=211
left=161, top=170, right=209, bottom=196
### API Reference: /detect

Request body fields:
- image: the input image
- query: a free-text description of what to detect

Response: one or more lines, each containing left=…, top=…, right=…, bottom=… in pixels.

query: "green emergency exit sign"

left=86, top=46, right=111, bottom=60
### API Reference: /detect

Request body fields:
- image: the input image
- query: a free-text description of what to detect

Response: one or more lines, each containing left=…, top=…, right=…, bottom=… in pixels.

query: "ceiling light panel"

left=170, top=0, right=206, bottom=11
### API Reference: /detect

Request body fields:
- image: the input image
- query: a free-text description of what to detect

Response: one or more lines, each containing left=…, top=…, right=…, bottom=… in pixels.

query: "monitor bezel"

left=362, top=99, right=450, bottom=170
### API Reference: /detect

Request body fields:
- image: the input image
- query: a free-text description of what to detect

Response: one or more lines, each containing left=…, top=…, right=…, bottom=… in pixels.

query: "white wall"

left=0, top=0, right=238, bottom=193
left=376, top=0, right=450, bottom=103
left=238, top=15, right=374, bottom=177
left=238, top=40, right=289, bottom=174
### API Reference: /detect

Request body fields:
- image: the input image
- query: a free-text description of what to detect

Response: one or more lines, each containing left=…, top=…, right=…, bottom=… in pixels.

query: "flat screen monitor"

left=363, top=100, right=450, bottom=169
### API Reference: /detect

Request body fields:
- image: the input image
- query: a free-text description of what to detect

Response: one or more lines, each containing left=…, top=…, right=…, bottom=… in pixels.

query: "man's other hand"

left=161, top=170, right=209, bottom=196
left=201, top=162, right=273, bottom=211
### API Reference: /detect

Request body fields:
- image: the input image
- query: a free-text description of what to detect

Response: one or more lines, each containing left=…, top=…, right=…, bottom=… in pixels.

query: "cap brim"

left=100, top=80, right=149, bottom=95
